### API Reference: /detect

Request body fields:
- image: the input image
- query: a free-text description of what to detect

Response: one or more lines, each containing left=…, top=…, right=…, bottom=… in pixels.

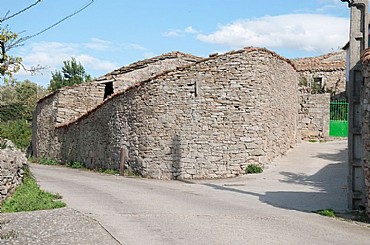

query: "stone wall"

left=32, top=92, right=59, bottom=158
left=360, top=52, right=370, bottom=218
left=298, top=70, right=346, bottom=97
left=32, top=52, right=201, bottom=158
left=55, top=83, right=105, bottom=125
left=292, top=51, right=346, bottom=97
left=51, top=48, right=298, bottom=179
left=298, top=93, right=330, bottom=140
left=0, top=139, right=26, bottom=203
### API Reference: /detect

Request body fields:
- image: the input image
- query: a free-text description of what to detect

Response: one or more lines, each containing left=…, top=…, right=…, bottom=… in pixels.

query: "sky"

left=1, top=0, right=351, bottom=87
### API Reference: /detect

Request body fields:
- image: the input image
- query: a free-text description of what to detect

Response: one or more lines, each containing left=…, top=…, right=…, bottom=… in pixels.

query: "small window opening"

left=311, top=77, right=325, bottom=94
left=104, top=82, right=114, bottom=99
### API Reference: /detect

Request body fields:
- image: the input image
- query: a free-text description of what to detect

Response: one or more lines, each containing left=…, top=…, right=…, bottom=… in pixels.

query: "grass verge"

left=0, top=167, right=66, bottom=213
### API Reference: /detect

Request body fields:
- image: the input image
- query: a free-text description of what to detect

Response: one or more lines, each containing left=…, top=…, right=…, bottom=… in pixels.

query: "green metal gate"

left=329, top=100, right=348, bottom=137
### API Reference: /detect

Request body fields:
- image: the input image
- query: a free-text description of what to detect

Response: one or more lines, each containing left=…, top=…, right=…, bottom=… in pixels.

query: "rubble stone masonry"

left=298, top=93, right=330, bottom=141
left=0, top=139, right=26, bottom=203
left=38, top=48, right=299, bottom=179
left=33, top=48, right=332, bottom=181
left=361, top=50, right=370, bottom=218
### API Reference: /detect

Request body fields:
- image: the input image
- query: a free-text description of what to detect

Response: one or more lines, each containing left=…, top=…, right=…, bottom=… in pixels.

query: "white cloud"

left=164, top=26, right=200, bottom=37
left=197, top=14, right=349, bottom=54
left=128, top=43, right=147, bottom=51
left=19, top=41, right=118, bottom=72
left=84, top=38, right=112, bottom=51
left=13, top=41, right=119, bottom=86
left=76, top=54, right=118, bottom=71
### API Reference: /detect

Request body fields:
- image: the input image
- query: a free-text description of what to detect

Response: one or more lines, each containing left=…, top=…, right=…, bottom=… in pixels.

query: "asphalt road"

left=31, top=140, right=370, bottom=245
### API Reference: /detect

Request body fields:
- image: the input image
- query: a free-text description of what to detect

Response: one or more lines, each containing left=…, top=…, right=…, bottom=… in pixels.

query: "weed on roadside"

left=67, top=161, right=85, bottom=169
left=316, top=209, right=336, bottom=217
left=0, top=167, right=66, bottom=213
left=101, top=169, right=119, bottom=175
left=245, top=164, right=263, bottom=174
left=39, top=158, right=58, bottom=165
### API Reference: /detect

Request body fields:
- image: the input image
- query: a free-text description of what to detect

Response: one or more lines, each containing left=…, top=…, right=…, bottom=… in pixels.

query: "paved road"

left=31, top=140, right=370, bottom=245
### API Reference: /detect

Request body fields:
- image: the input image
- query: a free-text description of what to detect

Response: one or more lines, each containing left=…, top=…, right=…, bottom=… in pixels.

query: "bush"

left=0, top=120, right=31, bottom=149
left=245, top=164, right=263, bottom=174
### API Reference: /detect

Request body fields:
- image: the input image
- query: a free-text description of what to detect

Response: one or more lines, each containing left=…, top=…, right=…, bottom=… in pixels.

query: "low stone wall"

left=0, top=139, right=26, bottom=203
left=53, top=48, right=298, bottom=179
left=298, top=93, right=330, bottom=140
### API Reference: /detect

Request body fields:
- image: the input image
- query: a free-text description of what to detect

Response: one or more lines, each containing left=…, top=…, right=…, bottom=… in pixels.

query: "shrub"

left=245, top=164, right=263, bottom=174
left=0, top=120, right=31, bottom=149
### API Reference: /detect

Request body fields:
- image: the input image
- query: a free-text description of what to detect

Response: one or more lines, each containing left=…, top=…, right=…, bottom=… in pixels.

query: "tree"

left=0, top=79, right=47, bottom=149
left=0, top=27, right=22, bottom=79
left=48, top=58, right=92, bottom=91
left=1, top=0, right=94, bottom=82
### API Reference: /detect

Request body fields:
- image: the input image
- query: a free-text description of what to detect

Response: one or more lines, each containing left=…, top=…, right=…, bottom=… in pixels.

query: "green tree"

left=0, top=79, right=47, bottom=149
left=49, top=58, right=92, bottom=91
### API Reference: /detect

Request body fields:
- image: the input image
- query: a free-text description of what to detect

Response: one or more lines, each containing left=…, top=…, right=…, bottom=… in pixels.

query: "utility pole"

left=343, top=0, right=368, bottom=210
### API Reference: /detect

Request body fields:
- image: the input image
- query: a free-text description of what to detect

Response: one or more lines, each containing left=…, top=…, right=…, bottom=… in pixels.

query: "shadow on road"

left=202, top=145, right=348, bottom=212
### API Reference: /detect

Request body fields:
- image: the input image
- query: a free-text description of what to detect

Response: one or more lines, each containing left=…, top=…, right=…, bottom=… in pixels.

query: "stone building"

left=359, top=48, right=370, bottom=218
left=292, top=51, right=346, bottom=98
left=32, top=47, right=332, bottom=179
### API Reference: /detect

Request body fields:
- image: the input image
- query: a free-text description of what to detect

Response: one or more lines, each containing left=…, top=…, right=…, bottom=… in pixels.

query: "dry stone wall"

left=298, top=94, right=330, bottom=140
left=360, top=55, right=370, bottom=219
left=32, top=92, right=59, bottom=158
left=55, top=83, right=105, bottom=125
left=293, top=51, right=346, bottom=97
left=53, top=48, right=298, bottom=179
left=0, top=139, right=26, bottom=203
left=32, top=53, right=200, bottom=158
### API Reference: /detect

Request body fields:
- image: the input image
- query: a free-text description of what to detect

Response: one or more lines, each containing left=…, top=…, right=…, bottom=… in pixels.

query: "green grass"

left=67, top=161, right=84, bottom=169
left=316, top=209, right=336, bottom=217
left=38, top=158, right=58, bottom=165
left=308, top=139, right=318, bottom=143
left=0, top=168, right=66, bottom=213
left=245, top=164, right=263, bottom=174
left=101, top=169, right=119, bottom=175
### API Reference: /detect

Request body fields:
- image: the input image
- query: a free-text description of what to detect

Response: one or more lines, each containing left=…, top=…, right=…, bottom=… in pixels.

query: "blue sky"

left=2, top=0, right=351, bottom=87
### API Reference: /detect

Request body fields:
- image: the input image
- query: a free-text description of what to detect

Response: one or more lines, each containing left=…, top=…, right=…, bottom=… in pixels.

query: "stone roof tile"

left=291, top=51, right=346, bottom=72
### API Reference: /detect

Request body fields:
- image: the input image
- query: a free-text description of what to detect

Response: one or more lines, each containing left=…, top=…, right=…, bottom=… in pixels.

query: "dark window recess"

left=104, top=82, right=114, bottom=99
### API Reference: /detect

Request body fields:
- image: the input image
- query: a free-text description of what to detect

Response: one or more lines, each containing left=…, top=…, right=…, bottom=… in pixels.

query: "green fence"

left=329, top=100, right=348, bottom=137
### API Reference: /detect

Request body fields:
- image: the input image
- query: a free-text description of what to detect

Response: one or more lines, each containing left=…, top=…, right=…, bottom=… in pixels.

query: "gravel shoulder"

left=0, top=207, right=120, bottom=245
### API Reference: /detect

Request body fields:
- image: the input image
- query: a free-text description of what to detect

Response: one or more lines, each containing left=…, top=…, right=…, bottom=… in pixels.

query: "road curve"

left=31, top=141, right=370, bottom=245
